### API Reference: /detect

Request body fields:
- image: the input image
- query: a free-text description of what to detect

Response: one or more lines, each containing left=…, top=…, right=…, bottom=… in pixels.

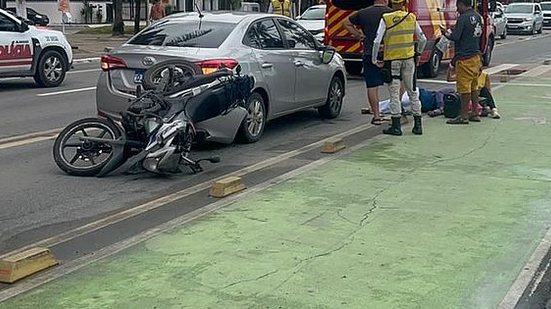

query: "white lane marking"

left=519, top=65, right=551, bottom=77
left=0, top=135, right=57, bottom=151
left=67, top=68, right=100, bottom=75
left=1, top=69, right=100, bottom=82
left=485, top=64, right=518, bottom=75
left=496, top=33, right=551, bottom=47
left=0, top=122, right=376, bottom=260
left=0, top=131, right=387, bottom=303
left=72, top=57, right=101, bottom=64
left=36, top=86, right=96, bottom=97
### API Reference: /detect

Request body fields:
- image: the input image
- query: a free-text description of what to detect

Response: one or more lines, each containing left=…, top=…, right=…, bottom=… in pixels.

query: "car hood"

left=296, top=19, right=325, bottom=31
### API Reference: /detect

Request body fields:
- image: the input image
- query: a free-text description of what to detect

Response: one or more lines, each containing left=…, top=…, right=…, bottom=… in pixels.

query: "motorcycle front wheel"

left=53, top=118, right=122, bottom=176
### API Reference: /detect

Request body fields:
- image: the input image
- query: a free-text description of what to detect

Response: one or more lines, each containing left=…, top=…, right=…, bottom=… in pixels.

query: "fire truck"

left=324, top=0, right=497, bottom=77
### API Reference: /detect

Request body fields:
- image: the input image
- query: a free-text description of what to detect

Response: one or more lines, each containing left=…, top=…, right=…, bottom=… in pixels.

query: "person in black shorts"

left=344, top=0, right=392, bottom=125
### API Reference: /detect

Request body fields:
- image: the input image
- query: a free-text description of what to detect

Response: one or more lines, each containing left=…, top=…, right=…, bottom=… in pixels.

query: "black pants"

left=479, top=87, right=496, bottom=109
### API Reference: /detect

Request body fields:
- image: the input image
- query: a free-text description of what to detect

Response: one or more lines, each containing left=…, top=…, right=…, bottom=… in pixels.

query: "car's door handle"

left=261, top=63, right=273, bottom=69
left=294, top=61, right=304, bottom=67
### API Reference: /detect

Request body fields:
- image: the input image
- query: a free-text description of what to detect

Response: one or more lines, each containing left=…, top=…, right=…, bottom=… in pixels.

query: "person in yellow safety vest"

left=268, top=0, right=293, bottom=17
left=371, top=0, right=427, bottom=136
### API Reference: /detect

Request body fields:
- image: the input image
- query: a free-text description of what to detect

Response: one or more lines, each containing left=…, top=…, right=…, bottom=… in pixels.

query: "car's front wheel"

left=237, top=92, right=266, bottom=143
left=318, top=76, right=344, bottom=119
left=34, top=50, right=67, bottom=87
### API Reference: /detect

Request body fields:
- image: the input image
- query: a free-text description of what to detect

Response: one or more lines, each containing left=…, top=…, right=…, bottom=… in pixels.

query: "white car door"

left=0, top=11, right=33, bottom=74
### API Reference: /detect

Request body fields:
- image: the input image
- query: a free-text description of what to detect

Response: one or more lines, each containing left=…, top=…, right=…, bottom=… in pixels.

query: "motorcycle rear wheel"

left=53, top=118, right=122, bottom=176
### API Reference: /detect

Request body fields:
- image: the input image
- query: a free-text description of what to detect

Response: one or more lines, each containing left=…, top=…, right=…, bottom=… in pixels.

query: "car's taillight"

left=101, top=55, right=127, bottom=71
left=198, top=59, right=239, bottom=75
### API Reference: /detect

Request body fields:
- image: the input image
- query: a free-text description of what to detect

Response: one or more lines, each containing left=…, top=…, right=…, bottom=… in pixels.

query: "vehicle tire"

left=344, top=61, right=363, bottom=76
left=500, top=27, right=507, bottom=39
left=318, top=76, right=344, bottom=119
left=237, top=92, right=266, bottom=143
left=482, top=36, right=494, bottom=67
left=34, top=50, right=67, bottom=87
left=142, top=59, right=202, bottom=91
left=422, top=48, right=442, bottom=78
left=53, top=118, right=122, bottom=176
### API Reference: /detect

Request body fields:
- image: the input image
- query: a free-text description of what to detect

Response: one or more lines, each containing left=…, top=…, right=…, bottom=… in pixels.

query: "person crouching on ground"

left=372, top=0, right=427, bottom=136
left=344, top=0, right=392, bottom=126
left=478, top=70, right=501, bottom=119
left=441, top=0, right=483, bottom=124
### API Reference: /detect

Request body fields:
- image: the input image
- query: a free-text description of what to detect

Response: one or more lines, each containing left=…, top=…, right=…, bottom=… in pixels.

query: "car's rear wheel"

left=344, top=61, right=362, bottom=76
left=237, top=92, right=266, bottom=143
left=34, top=50, right=67, bottom=87
left=318, top=76, right=344, bottom=119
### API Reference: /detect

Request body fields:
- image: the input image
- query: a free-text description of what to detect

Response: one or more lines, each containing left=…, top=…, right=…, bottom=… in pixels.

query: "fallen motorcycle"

left=53, top=60, right=254, bottom=177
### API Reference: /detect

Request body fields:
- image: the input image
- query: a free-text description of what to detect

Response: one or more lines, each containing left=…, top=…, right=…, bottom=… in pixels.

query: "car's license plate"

left=134, top=71, right=144, bottom=84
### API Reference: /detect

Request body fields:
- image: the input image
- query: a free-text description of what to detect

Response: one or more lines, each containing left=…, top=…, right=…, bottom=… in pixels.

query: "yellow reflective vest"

left=382, top=10, right=417, bottom=61
left=272, top=0, right=292, bottom=17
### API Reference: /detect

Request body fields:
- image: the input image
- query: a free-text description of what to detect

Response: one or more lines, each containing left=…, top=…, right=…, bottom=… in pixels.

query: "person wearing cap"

left=441, top=0, right=484, bottom=124
left=372, top=0, right=427, bottom=136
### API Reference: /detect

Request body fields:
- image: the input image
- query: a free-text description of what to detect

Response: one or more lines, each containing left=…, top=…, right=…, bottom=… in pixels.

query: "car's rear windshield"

left=505, top=4, right=533, bottom=14
left=541, top=3, right=551, bottom=10
left=128, top=20, right=236, bottom=48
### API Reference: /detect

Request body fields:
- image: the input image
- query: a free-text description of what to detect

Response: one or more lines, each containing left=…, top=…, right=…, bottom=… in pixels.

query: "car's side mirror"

left=321, top=47, right=336, bottom=64
left=19, top=22, right=29, bottom=32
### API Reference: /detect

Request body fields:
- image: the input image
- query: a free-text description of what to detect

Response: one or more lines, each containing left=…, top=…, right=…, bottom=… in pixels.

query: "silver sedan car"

left=96, top=12, right=346, bottom=144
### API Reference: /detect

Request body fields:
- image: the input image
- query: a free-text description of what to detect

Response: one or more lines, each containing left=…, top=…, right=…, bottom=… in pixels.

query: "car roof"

left=165, top=11, right=271, bottom=24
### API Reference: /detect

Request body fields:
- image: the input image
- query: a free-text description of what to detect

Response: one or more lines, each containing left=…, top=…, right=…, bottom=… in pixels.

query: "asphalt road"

left=0, top=32, right=551, bottom=305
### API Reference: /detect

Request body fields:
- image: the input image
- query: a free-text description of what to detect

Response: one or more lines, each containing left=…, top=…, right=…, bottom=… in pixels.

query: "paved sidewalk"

left=66, top=32, right=130, bottom=59
left=2, top=76, right=551, bottom=308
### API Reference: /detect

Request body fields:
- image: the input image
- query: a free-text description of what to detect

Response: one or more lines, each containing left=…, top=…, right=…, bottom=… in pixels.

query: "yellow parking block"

left=321, top=138, right=346, bottom=154
left=0, top=247, right=59, bottom=283
left=209, top=176, right=246, bottom=198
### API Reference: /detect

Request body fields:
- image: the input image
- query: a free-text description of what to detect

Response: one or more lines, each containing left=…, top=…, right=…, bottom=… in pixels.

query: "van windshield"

left=541, top=3, right=551, bottom=10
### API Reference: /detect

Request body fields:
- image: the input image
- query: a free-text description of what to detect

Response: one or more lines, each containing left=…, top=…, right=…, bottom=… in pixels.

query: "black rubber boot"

left=412, top=116, right=423, bottom=135
left=383, top=117, right=402, bottom=136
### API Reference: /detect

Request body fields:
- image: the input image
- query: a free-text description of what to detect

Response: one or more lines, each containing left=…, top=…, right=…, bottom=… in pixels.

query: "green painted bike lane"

left=3, top=77, right=551, bottom=309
